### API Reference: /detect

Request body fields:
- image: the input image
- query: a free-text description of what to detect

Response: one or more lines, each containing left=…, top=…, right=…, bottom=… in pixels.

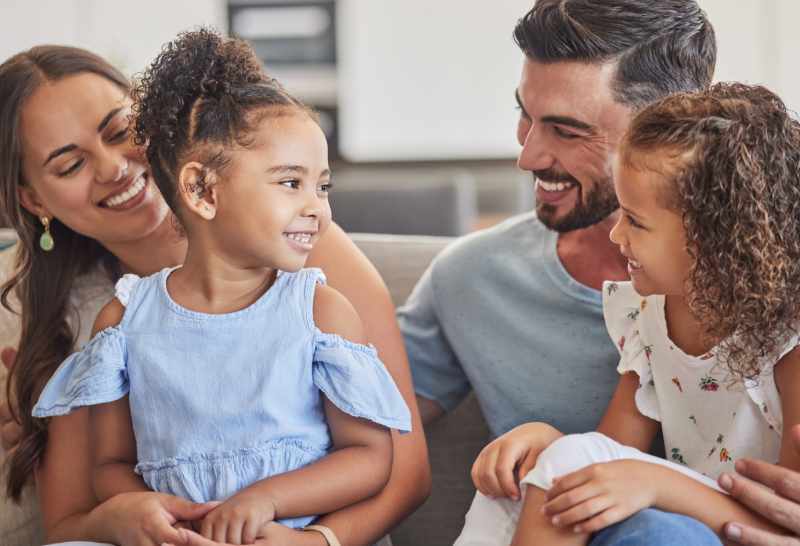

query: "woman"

left=0, top=44, right=429, bottom=546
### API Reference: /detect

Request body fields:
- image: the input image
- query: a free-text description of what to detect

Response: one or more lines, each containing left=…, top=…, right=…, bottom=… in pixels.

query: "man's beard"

left=533, top=169, right=619, bottom=233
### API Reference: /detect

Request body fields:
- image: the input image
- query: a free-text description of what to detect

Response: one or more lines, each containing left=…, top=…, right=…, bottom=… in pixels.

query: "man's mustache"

left=532, top=169, right=580, bottom=185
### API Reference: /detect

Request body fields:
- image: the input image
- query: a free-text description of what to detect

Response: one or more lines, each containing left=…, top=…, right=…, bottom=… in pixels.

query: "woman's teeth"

left=104, top=175, right=146, bottom=208
left=538, top=180, right=576, bottom=192
left=285, top=232, right=313, bottom=244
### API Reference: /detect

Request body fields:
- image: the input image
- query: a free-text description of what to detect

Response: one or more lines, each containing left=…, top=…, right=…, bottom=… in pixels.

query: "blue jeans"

left=590, top=509, right=721, bottom=546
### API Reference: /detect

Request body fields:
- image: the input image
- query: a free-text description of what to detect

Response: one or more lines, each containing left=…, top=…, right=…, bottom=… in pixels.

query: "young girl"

left=31, top=29, right=411, bottom=546
left=455, top=82, right=800, bottom=545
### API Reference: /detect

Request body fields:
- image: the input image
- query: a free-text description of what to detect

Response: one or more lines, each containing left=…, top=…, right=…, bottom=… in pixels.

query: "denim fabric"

left=34, top=267, right=411, bottom=528
left=590, top=509, right=721, bottom=546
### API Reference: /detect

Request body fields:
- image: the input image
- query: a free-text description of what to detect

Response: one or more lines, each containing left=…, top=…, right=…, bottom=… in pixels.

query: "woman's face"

left=18, top=72, right=169, bottom=249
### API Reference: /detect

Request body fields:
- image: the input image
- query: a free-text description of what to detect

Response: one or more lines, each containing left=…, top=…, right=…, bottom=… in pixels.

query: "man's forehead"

left=518, top=58, right=620, bottom=123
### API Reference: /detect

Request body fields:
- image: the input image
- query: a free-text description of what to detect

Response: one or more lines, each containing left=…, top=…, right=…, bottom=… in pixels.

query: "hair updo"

left=132, top=27, right=314, bottom=213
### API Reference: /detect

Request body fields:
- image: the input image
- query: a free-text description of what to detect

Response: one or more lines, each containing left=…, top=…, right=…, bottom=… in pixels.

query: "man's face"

left=515, top=58, right=633, bottom=232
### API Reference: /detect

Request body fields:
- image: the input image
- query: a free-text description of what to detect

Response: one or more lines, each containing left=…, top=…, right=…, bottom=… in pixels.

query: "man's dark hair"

left=514, top=0, right=716, bottom=108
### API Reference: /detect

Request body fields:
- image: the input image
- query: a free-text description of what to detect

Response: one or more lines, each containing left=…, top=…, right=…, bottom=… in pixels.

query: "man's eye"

left=553, top=126, right=579, bottom=139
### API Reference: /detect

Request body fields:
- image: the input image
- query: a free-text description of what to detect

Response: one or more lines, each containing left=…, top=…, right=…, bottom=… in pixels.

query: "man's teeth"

left=538, top=180, right=576, bottom=192
left=105, top=176, right=146, bottom=207
left=286, top=232, right=313, bottom=244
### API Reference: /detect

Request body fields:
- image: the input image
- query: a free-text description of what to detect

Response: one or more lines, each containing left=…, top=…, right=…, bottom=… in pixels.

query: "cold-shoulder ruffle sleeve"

left=602, top=281, right=660, bottom=421
left=114, top=273, right=141, bottom=307
left=313, top=330, right=412, bottom=433
left=745, top=331, right=800, bottom=432
left=32, top=326, right=128, bottom=417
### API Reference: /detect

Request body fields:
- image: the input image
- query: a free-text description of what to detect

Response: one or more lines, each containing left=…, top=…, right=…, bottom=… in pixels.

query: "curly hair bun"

left=132, top=27, right=268, bottom=152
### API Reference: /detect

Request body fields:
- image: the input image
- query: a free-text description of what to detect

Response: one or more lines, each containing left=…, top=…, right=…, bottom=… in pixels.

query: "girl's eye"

left=57, top=159, right=85, bottom=177
left=318, top=182, right=333, bottom=193
left=626, top=214, right=643, bottom=229
left=280, top=180, right=301, bottom=189
left=553, top=126, right=580, bottom=140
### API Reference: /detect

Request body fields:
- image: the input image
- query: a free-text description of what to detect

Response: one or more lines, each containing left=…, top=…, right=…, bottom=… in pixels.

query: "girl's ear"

left=178, top=161, right=218, bottom=221
left=17, top=185, right=52, bottom=219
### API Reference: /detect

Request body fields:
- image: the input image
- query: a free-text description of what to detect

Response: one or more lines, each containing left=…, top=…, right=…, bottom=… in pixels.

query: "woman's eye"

left=280, top=180, right=300, bottom=189
left=57, top=159, right=85, bottom=177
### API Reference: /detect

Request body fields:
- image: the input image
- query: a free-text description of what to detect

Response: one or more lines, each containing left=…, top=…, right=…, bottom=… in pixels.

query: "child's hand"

left=542, top=459, right=658, bottom=533
left=471, top=422, right=563, bottom=500
left=200, top=492, right=277, bottom=545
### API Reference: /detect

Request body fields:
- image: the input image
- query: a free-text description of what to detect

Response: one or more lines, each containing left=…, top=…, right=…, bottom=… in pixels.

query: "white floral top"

left=603, top=281, right=798, bottom=479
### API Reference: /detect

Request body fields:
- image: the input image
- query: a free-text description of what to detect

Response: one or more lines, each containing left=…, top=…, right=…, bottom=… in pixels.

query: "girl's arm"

left=774, top=347, right=800, bottom=471
left=88, top=299, right=150, bottom=501
left=38, top=406, right=213, bottom=545
left=595, top=372, right=659, bottom=450
left=304, top=224, right=430, bottom=545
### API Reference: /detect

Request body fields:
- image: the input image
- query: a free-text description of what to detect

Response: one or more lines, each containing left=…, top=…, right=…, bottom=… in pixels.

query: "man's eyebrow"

left=43, top=144, right=77, bottom=166
left=97, top=107, right=123, bottom=133
left=541, top=115, right=595, bottom=132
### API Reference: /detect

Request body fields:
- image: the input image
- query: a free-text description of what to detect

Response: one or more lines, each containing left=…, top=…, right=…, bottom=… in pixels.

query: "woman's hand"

left=199, top=492, right=277, bottom=545
left=0, top=347, right=21, bottom=452
left=471, top=422, right=563, bottom=500
left=543, top=459, right=658, bottom=534
left=172, top=523, right=325, bottom=546
left=104, top=491, right=218, bottom=546
left=719, top=426, right=800, bottom=545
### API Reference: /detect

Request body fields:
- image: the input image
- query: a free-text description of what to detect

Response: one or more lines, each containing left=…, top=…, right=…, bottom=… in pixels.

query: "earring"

left=39, top=217, right=54, bottom=251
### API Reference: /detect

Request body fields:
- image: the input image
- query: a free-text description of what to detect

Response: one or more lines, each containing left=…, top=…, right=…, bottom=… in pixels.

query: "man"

left=398, top=0, right=721, bottom=542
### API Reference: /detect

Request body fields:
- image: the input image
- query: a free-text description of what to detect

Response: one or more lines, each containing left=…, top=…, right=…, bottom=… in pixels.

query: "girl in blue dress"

left=32, top=29, right=411, bottom=546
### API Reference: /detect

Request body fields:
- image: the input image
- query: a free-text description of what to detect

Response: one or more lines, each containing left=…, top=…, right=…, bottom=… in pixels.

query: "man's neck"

left=555, top=213, right=629, bottom=291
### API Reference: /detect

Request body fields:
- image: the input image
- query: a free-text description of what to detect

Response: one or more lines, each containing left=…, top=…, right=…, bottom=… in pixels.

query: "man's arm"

left=417, top=395, right=445, bottom=425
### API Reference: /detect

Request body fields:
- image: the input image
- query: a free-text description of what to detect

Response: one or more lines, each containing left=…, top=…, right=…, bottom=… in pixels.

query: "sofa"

left=0, top=232, right=490, bottom=546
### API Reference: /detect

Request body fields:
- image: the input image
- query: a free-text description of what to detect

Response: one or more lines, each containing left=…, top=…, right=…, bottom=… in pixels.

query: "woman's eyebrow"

left=97, top=107, right=123, bottom=132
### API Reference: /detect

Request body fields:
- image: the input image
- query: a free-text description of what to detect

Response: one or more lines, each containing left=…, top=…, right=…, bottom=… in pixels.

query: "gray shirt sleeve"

left=397, top=262, right=471, bottom=412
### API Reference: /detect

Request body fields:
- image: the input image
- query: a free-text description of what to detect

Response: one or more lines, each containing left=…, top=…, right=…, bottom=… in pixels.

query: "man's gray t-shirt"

left=398, top=212, right=620, bottom=438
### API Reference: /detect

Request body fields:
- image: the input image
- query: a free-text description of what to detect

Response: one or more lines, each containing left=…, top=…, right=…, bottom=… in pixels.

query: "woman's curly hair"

left=131, top=27, right=313, bottom=214
left=621, top=82, right=800, bottom=381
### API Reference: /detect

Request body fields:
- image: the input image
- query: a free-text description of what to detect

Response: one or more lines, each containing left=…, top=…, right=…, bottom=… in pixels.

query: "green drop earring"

left=39, top=216, right=54, bottom=252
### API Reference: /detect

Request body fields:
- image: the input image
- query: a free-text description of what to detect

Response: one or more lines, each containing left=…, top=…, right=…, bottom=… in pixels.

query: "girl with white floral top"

left=455, top=83, right=800, bottom=546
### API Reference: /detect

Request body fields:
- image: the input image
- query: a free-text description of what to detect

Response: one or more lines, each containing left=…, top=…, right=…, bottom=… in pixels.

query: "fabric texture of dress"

left=34, top=267, right=411, bottom=528
left=602, top=280, right=796, bottom=479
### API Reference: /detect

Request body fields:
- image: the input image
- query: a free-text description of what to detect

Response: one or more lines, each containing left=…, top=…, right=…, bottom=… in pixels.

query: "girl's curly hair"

left=131, top=27, right=314, bottom=214
left=621, top=82, right=800, bottom=381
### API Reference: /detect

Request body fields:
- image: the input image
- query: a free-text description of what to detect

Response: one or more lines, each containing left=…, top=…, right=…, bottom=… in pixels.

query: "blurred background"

left=1, top=0, right=797, bottom=237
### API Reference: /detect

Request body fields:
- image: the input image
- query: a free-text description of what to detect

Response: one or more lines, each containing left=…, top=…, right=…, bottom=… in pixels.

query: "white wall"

left=338, top=0, right=800, bottom=162
left=336, top=0, right=531, bottom=162
left=0, top=0, right=226, bottom=77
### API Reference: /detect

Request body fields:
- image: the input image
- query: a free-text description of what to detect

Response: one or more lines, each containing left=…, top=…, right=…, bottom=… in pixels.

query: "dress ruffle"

left=114, top=273, right=141, bottom=307
left=313, top=330, right=412, bottom=433
left=32, top=327, right=128, bottom=417
left=602, top=281, right=660, bottom=421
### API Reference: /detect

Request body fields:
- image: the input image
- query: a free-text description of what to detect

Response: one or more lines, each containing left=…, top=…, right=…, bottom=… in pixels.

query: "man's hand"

left=0, top=347, right=20, bottom=452
left=543, top=459, right=658, bottom=534
left=471, top=422, right=562, bottom=500
left=719, top=425, right=800, bottom=545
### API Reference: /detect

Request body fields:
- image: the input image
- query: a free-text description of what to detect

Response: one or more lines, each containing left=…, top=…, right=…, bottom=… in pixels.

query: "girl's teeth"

left=105, top=176, right=146, bottom=207
left=538, top=180, right=575, bottom=192
left=286, top=233, right=312, bottom=244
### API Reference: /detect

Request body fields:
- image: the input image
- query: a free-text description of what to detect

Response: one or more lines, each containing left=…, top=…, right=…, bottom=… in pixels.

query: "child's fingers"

left=549, top=495, right=613, bottom=528
left=242, top=518, right=260, bottom=544
left=516, top=450, right=538, bottom=484
left=225, top=519, right=244, bottom=545
left=545, top=467, right=594, bottom=500
left=573, top=505, right=629, bottom=534
left=473, top=446, right=501, bottom=497
left=496, top=447, right=522, bottom=500
left=212, top=521, right=228, bottom=544
left=543, top=483, right=602, bottom=516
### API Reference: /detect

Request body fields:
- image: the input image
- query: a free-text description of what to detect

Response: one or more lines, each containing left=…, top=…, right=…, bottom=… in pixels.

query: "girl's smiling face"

left=609, top=151, right=693, bottom=297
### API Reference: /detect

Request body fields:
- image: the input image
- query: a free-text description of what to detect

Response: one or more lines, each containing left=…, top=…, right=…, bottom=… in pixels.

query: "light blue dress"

left=33, top=267, right=411, bottom=528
